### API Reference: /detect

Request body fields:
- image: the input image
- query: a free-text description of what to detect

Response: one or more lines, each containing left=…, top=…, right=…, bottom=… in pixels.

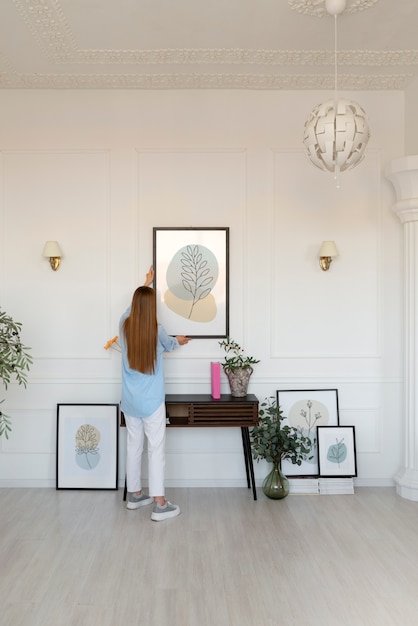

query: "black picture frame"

left=153, top=227, right=229, bottom=338
left=317, top=425, right=357, bottom=477
left=56, top=403, right=119, bottom=490
left=277, top=388, right=340, bottom=477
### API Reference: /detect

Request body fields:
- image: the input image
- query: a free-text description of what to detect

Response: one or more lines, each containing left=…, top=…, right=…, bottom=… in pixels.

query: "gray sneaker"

left=151, top=500, right=180, bottom=521
left=126, top=492, right=154, bottom=510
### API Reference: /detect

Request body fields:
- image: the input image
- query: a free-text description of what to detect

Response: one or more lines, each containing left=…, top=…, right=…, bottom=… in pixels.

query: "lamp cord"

left=334, top=14, right=338, bottom=106
left=333, top=13, right=340, bottom=187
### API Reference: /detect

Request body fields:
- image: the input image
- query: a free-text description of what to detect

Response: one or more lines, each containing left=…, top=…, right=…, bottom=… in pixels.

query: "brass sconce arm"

left=319, top=256, right=333, bottom=272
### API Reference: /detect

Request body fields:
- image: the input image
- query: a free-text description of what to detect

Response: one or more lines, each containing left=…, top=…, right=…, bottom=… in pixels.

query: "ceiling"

left=0, top=0, right=417, bottom=90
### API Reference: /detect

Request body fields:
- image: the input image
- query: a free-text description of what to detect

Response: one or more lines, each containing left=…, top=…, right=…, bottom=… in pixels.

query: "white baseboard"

left=354, top=477, right=395, bottom=488
left=0, top=477, right=396, bottom=490
left=0, top=479, right=56, bottom=488
left=319, top=478, right=354, bottom=494
left=288, top=478, right=320, bottom=494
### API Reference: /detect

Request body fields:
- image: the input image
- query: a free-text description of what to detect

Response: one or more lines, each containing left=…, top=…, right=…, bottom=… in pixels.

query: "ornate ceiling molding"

left=6, top=0, right=415, bottom=90
left=14, top=0, right=77, bottom=59
left=288, top=0, right=379, bottom=17
left=13, top=0, right=417, bottom=69
left=57, top=49, right=418, bottom=67
left=0, top=52, right=13, bottom=73
left=12, top=47, right=415, bottom=68
left=0, top=71, right=410, bottom=90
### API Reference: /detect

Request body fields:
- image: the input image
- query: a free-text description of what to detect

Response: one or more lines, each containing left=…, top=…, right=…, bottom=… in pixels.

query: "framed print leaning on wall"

left=153, top=227, right=229, bottom=338
left=317, top=426, right=357, bottom=477
left=56, top=404, right=119, bottom=490
left=277, top=389, right=340, bottom=478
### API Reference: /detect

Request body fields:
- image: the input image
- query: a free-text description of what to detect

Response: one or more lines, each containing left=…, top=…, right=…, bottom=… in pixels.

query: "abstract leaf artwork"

left=326, top=437, right=347, bottom=467
left=153, top=228, right=229, bottom=338
left=317, top=426, right=357, bottom=477
left=166, top=243, right=218, bottom=322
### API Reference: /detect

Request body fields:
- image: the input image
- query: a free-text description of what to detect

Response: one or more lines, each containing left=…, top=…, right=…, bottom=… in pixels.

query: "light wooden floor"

left=1, top=487, right=418, bottom=626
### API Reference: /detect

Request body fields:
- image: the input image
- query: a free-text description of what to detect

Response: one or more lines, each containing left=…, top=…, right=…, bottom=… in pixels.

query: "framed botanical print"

left=153, top=227, right=229, bottom=338
left=318, top=425, right=357, bottom=477
left=277, top=389, right=340, bottom=477
left=56, top=404, right=119, bottom=490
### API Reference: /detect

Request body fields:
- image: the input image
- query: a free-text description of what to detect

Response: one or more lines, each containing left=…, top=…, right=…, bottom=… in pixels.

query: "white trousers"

left=124, top=402, right=166, bottom=497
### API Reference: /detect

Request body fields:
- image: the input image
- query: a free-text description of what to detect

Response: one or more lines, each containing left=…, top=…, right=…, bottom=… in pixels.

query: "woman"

left=120, top=267, right=190, bottom=521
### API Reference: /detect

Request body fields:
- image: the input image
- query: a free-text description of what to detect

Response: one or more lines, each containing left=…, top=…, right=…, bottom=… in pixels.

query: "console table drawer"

left=164, top=393, right=259, bottom=427
left=189, top=403, right=258, bottom=425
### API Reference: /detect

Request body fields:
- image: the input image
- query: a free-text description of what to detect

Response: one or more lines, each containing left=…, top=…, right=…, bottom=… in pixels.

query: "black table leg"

left=241, top=426, right=257, bottom=500
left=241, top=427, right=251, bottom=488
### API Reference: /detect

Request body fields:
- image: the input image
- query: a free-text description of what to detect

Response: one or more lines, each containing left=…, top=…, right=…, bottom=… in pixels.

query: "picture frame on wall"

left=153, top=227, right=229, bottom=338
left=317, top=425, right=357, bottom=477
left=277, top=389, right=340, bottom=478
left=56, top=404, right=119, bottom=490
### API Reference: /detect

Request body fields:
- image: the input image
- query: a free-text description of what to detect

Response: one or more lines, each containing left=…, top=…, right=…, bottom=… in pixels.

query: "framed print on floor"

left=317, top=425, right=357, bottom=477
left=56, top=404, right=119, bottom=490
left=277, top=389, right=340, bottom=478
left=153, top=227, right=229, bottom=338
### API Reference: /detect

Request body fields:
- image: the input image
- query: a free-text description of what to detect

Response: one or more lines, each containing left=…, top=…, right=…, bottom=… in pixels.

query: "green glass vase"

left=262, top=464, right=290, bottom=499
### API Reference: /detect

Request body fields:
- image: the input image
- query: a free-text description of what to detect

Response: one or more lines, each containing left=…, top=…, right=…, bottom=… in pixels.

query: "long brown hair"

left=123, top=286, right=158, bottom=374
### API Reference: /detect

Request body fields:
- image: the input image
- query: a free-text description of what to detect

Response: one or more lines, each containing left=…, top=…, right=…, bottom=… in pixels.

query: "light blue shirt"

left=119, top=307, right=179, bottom=418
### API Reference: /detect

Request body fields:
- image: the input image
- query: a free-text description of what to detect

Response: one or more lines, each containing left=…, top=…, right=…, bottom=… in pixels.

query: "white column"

left=386, top=155, right=418, bottom=500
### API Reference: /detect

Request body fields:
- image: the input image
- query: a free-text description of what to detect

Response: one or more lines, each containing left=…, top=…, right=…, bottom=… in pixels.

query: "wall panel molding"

left=271, top=149, right=382, bottom=360
left=1, top=149, right=112, bottom=362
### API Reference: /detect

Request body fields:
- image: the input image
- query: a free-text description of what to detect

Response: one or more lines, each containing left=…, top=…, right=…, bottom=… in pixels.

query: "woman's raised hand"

left=144, top=265, right=154, bottom=287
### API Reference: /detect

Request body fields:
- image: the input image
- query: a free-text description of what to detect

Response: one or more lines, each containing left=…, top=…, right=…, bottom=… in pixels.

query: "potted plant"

left=250, top=396, right=313, bottom=498
left=0, top=308, right=32, bottom=439
left=218, top=337, right=260, bottom=397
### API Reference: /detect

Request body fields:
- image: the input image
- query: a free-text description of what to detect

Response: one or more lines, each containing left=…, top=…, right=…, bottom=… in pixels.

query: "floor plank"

left=1, top=487, right=418, bottom=625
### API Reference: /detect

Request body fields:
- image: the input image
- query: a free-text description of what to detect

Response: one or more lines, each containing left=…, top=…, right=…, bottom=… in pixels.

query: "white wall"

left=0, top=88, right=404, bottom=488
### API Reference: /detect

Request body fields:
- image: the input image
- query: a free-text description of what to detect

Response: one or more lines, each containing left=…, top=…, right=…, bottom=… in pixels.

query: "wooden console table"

left=122, top=393, right=259, bottom=500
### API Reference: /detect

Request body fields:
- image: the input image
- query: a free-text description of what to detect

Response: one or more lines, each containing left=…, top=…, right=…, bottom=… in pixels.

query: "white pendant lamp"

left=303, top=0, right=370, bottom=183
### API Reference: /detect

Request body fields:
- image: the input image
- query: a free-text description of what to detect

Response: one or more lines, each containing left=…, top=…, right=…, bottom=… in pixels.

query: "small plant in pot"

left=250, top=396, right=313, bottom=499
left=218, top=337, right=260, bottom=397
left=0, top=308, right=32, bottom=439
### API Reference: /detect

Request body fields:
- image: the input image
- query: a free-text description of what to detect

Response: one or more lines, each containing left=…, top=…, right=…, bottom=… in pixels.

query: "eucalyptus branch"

left=0, top=310, right=33, bottom=390
left=0, top=308, right=32, bottom=438
left=250, top=396, right=313, bottom=467
left=0, top=400, right=12, bottom=439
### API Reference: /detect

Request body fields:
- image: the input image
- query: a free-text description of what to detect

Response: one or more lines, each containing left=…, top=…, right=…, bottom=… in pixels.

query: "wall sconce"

left=43, top=241, right=62, bottom=271
left=319, top=241, right=338, bottom=271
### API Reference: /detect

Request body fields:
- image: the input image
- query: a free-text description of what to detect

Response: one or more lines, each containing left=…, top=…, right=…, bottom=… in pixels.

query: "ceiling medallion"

left=288, top=0, right=379, bottom=17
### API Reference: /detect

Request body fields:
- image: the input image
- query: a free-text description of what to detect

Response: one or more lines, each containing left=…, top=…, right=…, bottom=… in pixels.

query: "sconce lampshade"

left=319, top=241, right=339, bottom=258
left=43, top=241, right=62, bottom=258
